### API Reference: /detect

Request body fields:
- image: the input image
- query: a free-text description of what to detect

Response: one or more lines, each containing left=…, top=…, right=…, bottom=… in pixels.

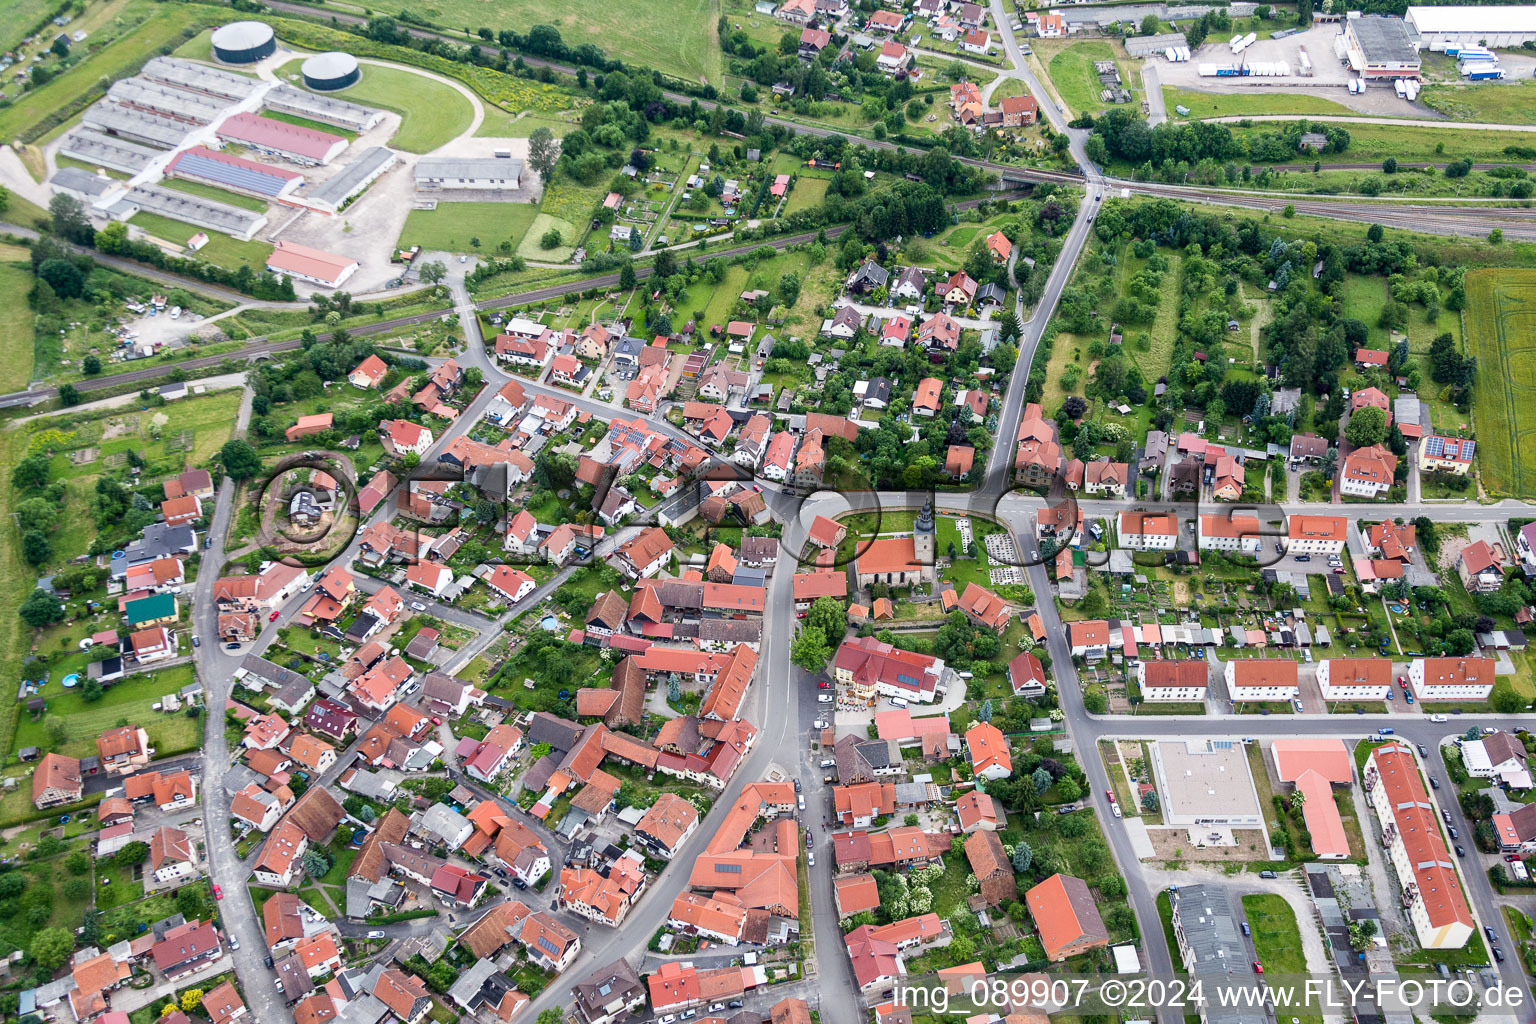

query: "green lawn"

left=516, top=213, right=579, bottom=262
left=293, top=62, right=473, bottom=153
left=14, top=665, right=203, bottom=759
left=1465, top=267, right=1536, bottom=497
left=1163, top=86, right=1358, bottom=119
left=402, top=201, right=541, bottom=254
left=0, top=0, right=57, bottom=53
left=1231, top=121, right=1536, bottom=165
left=0, top=263, right=37, bottom=392
left=127, top=211, right=274, bottom=271
left=410, top=0, right=724, bottom=85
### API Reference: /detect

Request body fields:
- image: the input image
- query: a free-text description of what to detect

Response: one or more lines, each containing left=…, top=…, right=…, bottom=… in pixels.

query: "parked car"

left=817, top=694, right=833, bottom=703
left=228, top=936, right=239, bottom=950
left=1253, top=962, right=1264, bottom=974
left=410, top=602, right=428, bottom=612
left=191, top=634, right=200, bottom=648
left=1493, top=948, right=1505, bottom=963
left=1241, top=922, right=1251, bottom=937
left=1455, top=845, right=1466, bottom=858
left=368, top=930, right=386, bottom=938
left=1417, top=744, right=1429, bottom=756
left=225, top=642, right=241, bottom=650
left=213, top=884, right=224, bottom=899
left=268, top=610, right=281, bottom=622
left=1259, top=870, right=1278, bottom=879
left=817, top=681, right=832, bottom=689
left=1429, top=777, right=1439, bottom=789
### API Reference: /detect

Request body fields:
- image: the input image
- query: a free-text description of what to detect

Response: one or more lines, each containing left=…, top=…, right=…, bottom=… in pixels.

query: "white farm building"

left=1406, top=5, right=1536, bottom=51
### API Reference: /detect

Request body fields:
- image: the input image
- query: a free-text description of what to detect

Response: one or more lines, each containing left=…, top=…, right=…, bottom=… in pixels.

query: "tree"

left=219, top=439, right=261, bottom=480
left=302, top=849, right=331, bottom=879
left=22, top=531, right=51, bottom=566
left=419, top=261, right=448, bottom=286
left=1348, top=919, right=1378, bottom=951
left=1345, top=405, right=1387, bottom=447
left=1012, top=841, right=1033, bottom=872
left=806, top=596, right=847, bottom=642
left=791, top=625, right=832, bottom=672
left=537, top=1010, right=566, bottom=1024
left=82, top=354, right=101, bottom=375
left=1031, top=767, right=1052, bottom=794
left=57, top=383, right=79, bottom=408
left=1057, top=777, right=1081, bottom=802
left=528, top=127, right=558, bottom=185
left=1290, top=789, right=1307, bottom=811
left=1140, top=13, right=1161, bottom=33
left=1366, top=223, right=1385, bottom=244
left=49, top=193, right=93, bottom=244
left=978, top=698, right=993, bottom=723
left=13, top=453, right=50, bottom=490
left=180, top=990, right=205, bottom=1013
left=540, top=228, right=564, bottom=249
left=64, top=851, right=89, bottom=876
left=19, top=589, right=64, bottom=627
left=1141, top=788, right=1160, bottom=812
left=114, top=842, right=149, bottom=867
left=619, top=261, right=636, bottom=290
left=38, top=259, right=83, bottom=299
left=29, top=927, right=74, bottom=971
left=63, top=878, right=90, bottom=901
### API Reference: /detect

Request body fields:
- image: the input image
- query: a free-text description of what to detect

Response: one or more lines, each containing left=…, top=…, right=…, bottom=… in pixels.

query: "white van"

left=889, top=697, right=908, bottom=709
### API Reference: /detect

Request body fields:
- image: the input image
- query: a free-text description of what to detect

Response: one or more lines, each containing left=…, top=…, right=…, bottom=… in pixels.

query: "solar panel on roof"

left=172, top=151, right=293, bottom=197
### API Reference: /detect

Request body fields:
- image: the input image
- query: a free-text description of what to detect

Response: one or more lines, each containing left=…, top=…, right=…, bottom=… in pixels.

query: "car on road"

left=226, top=642, right=241, bottom=650
left=793, top=778, right=801, bottom=792
left=1442, top=809, right=1452, bottom=824
left=680, top=1011, right=696, bottom=1021
left=808, top=850, right=815, bottom=866
left=1386, top=689, right=1394, bottom=700
left=1493, top=948, right=1505, bottom=963
left=817, top=681, right=831, bottom=689
left=1418, top=744, right=1429, bottom=756
left=368, top=930, right=386, bottom=938
left=1377, top=728, right=1394, bottom=736
left=1253, top=962, right=1264, bottom=974
left=213, top=884, right=224, bottom=899
left=1487, top=925, right=1499, bottom=939
left=1241, top=922, right=1251, bottom=937
left=797, top=794, right=805, bottom=810
left=1431, top=714, right=1449, bottom=722
left=1105, top=789, right=1115, bottom=803
left=1429, top=777, right=1439, bottom=789
left=708, top=1005, right=725, bottom=1014
left=1448, top=826, right=1458, bottom=839
left=268, top=610, right=280, bottom=622
left=817, top=694, right=833, bottom=703
left=658, top=1016, right=676, bottom=1024
left=1259, top=870, right=1278, bottom=879
left=1505, top=855, right=1523, bottom=864
left=1404, top=693, right=1414, bottom=704
left=1294, top=555, right=1310, bottom=562
left=410, top=602, right=428, bottom=612
left=191, top=634, right=200, bottom=648
left=1455, top=845, right=1465, bottom=858
left=275, top=981, right=284, bottom=992
left=728, top=1002, right=744, bottom=1010
left=1111, top=804, right=1122, bottom=818
left=229, top=936, right=239, bottom=950
left=264, top=955, right=274, bottom=968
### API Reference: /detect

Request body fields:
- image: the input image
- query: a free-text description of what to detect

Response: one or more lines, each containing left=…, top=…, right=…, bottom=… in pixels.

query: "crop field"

left=408, top=0, right=723, bottom=85
left=1465, top=268, right=1536, bottom=498
left=401, top=201, right=540, bottom=253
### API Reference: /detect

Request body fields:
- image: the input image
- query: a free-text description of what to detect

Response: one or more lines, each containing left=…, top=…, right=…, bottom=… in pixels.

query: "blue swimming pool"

left=540, top=615, right=559, bottom=631
left=62, top=674, right=79, bottom=688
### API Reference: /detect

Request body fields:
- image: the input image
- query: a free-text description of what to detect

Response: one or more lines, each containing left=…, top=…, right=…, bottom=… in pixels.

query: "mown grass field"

left=402, top=201, right=540, bottom=253
left=127, top=211, right=273, bottom=271
left=415, top=0, right=723, bottom=85
left=14, top=666, right=202, bottom=759
left=1423, top=79, right=1536, bottom=125
left=1241, top=893, right=1320, bottom=1024
left=1243, top=122, right=1536, bottom=165
left=0, top=263, right=36, bottom=393
left=288, top=62, right=473, bottom=153
left=1163, top=86, right=1357, bottom=119
left=516, top=213, right=578, bottom=262
left=1465, top=268, right=1536, bottom=498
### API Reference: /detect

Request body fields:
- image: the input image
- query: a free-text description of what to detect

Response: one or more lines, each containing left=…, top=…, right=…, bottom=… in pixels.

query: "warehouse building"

left=58, top=129, right=160, bottom=174
left=306, top=146, right=396, bottom=213
left=1124, top=30, right=1188, bottom=56
left=266, top=241, right=360, bottom=289
left=105, top=184, right=269, bottom=240
left=81, top=102, right=192, bottom=149
left=414, top=156, right=523, bottom=191
left=265, top=84, right=384, bottom=132
left=168, top=146, right=304, bottom=200
left=211, top=21, right=276, bottom=64
left=106, top=78, right=229, bottom=124
left=1343, top=16, right=1422, bottom=78
left=302, top=52, right=361, bottom=91
left=141, top=56, right=259, bottom=101
left=216, top=112, right=349, bottom=166
left=50, top=166, right=118, bottom=203
left=1150, top=739, right=1263, bottom=827
left=1406, top=5, right=1536, bottom=50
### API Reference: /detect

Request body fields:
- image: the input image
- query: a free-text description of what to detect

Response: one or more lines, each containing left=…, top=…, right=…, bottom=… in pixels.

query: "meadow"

left=0, top=263, right=37, bottom=393
left=1045, top=41, right=1136, bottom=119
left=406, top=0, right=723, bottom=86
left=1464, top=267, right=1536, bottom=498
left=126, top=211, right=274, bottom=271
left=1422, top=79, right=1536, bottom=125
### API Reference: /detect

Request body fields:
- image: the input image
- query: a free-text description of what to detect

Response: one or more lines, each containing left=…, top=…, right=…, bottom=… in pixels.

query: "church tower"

left=914, top=501, right=936, bottom=567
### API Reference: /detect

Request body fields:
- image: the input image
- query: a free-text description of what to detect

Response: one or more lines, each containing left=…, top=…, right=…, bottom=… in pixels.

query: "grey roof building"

left=1169, top=885, right=1269, bottom=1024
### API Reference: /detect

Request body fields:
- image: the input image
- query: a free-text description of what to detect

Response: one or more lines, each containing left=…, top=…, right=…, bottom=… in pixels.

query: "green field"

left=127, top=211, right=273, bottom=271
left=992, top=77, right=1032, bottom=101
left=1046, top=41, right=1134, bottom=119
left=414, top=0, right=723, bottom=85
left=0, top=264, right=36, bottom=393
left=401, top=201, right=541, bottom=253
left=1163, top=86, right=1358, bottom=119
left=1423, top=79, right=1536, bottom=125
left=291, top=62, right=472, bottom=153
left=14, top=665, right=202, bottom=759
left=0, top=0, right=57, bottom=54
left=516, top=213, right=578, bottom=262
left=1465, top=268, right=1536, bottom=498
